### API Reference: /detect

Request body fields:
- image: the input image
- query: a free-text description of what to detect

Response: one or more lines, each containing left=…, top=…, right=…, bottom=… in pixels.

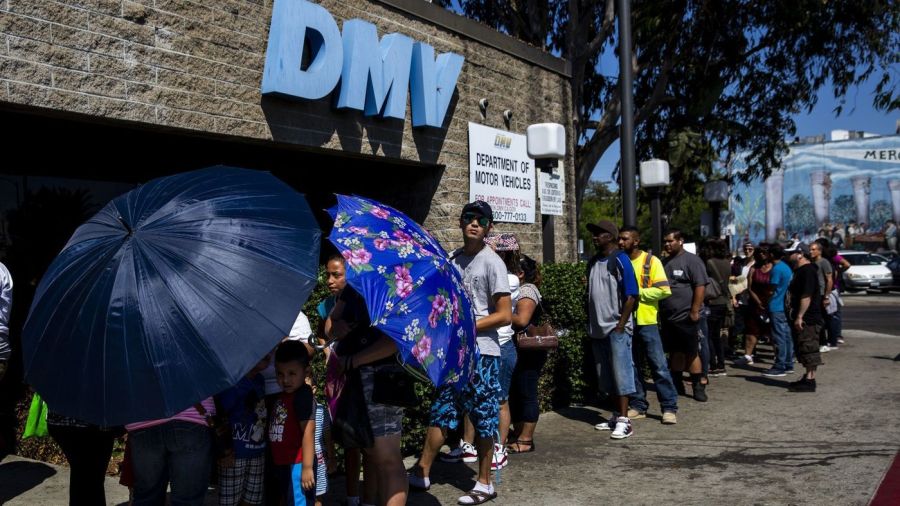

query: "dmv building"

left=0, top=0, right=577, bottom=262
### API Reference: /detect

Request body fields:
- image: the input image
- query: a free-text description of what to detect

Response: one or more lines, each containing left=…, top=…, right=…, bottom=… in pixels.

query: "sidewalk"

left=3, top=327, right=898, bottom=505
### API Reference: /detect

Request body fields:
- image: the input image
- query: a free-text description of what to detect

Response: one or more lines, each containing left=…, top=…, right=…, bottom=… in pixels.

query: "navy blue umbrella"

left=22, top=166, right=321, bottom=427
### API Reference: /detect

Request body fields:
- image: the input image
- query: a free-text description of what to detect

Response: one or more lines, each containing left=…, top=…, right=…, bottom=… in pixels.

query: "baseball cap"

left=586, top=220, right=619, bottom=237
left=788, top=242, right=811, bottom=257
left=461, top=200, right=493, bottom=221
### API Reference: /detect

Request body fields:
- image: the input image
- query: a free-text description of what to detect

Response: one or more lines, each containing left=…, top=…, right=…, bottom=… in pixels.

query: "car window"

left=844, top=254, right=883, bottom=266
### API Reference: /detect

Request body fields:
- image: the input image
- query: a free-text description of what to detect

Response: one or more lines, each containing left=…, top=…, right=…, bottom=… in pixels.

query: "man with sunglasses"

left=409, top=200, right=512, bottom=505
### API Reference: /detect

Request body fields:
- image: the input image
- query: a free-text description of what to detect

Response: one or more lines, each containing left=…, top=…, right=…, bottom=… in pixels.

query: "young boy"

left=269, top=340, right=317, bottom=505
left=216, top=354, right=271, bottom=506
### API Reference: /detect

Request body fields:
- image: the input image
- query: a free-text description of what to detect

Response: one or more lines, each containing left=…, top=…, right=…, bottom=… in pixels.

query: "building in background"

left=731, top=130, right=900, bottom=248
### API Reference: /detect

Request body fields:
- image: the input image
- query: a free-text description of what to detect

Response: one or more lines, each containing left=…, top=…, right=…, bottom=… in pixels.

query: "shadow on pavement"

left=552, top=406, right=603, bottom=426
left=744, top=376, right=790, bottom=388
left=0, top=460, right=57, bottom=503
left=408, top=459, right=477, bottom=504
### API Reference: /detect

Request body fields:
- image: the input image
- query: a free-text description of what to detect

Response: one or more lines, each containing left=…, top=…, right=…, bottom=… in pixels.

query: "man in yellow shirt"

left=618, top=227, right=678, bottom=424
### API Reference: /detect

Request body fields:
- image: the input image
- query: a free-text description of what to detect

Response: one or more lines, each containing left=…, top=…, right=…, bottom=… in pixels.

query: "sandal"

left=507, top=439, right=535, bottom=453
left=457, top=489, right=498, bottom=505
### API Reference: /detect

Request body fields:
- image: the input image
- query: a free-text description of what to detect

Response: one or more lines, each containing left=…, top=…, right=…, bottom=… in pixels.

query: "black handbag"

left=372, top=365, right=418, bottom=408
left=332, top=369, right=374, bottom=449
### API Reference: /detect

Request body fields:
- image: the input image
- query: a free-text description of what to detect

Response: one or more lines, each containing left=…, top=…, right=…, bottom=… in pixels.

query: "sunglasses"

left=462, top=213, right=491, bottom=228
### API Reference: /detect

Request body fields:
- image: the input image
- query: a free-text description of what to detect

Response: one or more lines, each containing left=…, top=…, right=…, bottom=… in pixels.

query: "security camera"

left=478, top=98, right=489, bottom=116
left=503, top=109, right=513, bottom=123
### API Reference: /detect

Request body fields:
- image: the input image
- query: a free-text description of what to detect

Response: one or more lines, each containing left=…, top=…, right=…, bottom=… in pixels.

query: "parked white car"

left=839, top=251, right=893, bottom=293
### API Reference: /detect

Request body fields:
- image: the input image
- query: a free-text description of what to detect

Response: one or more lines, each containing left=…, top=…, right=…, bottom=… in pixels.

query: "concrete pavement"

left=2, top=297, right=898, bottom=505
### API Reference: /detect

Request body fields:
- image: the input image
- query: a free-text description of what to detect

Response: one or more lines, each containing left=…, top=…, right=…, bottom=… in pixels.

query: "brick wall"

left=0, top=0, right=577, bottom=262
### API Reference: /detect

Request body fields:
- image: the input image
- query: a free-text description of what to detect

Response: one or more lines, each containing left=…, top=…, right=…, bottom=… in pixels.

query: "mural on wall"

left=731, top=135, right=900, bottom=246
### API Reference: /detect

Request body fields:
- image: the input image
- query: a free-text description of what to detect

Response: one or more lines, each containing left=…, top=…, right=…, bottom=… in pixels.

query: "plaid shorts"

left=429, top=355, right=500, bottom=438
left=217, top=453, right=265, bottom=506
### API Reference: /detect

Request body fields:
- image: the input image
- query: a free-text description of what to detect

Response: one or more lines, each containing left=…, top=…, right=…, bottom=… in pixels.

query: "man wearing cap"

left=786, top=244, right=823, bottom=392
left=586, top=220, right=638, bottom=439
left=410, top=200, right=511, bottom=505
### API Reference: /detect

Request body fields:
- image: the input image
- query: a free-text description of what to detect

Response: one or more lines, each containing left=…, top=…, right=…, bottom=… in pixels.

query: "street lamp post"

left=617, top=0, right=637, bottom=227
left=704, top=180, right=729, bottom=239
left=640, top=159, right=670, bottom=254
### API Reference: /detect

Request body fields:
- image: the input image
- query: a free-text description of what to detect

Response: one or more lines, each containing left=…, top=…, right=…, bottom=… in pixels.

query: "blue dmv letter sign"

left=262, top=0, right=464, bottom=128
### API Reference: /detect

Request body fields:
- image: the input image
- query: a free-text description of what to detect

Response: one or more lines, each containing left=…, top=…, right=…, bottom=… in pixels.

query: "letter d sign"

left=262, top=0, right=343, bottom=100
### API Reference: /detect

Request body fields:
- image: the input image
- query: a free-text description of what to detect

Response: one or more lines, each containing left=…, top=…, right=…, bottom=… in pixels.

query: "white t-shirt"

left=497, top=274, right=520, bottom=346
left=262, top=311, right=312, bottom=396
left=0, top=262, right=11, bottom=362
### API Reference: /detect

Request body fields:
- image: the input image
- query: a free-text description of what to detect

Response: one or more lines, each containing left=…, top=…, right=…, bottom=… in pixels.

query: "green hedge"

left=536, top=262, right=594, bottom=410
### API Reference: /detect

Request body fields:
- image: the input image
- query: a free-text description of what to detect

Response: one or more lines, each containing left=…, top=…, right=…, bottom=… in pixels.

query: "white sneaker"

left=819, top=345, right=830, bottom=353
left=491, top=443, right=508, bottom=470
left=734, top=355, right=754, bottom=365
left=594, top=413, right=617, bottom=431
left=610, top=416, right=633, bottom=439
left=440, top=440, right=478, bottom=463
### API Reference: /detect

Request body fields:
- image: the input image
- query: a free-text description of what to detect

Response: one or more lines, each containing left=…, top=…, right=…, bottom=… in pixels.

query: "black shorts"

left=661, top=318, right=702, bottom=354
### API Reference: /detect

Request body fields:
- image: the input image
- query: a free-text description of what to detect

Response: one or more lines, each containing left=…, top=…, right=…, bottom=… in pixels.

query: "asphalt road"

left=2, top=297, right=898, bottom=505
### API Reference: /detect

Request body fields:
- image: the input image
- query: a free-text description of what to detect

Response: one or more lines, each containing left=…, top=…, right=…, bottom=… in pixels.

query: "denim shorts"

left=498, top=340, right=518, bottom=402
left=429, top=355, right=500, bottom=438
left=591, top=330, right=636, bottom=397
left=359, top=365, right=404, bottom=438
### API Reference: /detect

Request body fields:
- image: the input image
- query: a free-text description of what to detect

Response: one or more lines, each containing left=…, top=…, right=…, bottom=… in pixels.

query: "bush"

left=537, top=262, right=595, bottom=409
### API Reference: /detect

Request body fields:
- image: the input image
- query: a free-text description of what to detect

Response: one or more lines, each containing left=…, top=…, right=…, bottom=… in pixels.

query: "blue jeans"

left=129, top=421, right=213, bottom=506
left=770, top=311, right=793, bottom=372
left=826, top=307, right=842, bottom=347
left=698, top=310, right=710, bottom=376
left=591, top=330, right=636, bottom=397
left=629, top=325, right=678, bottom=414
left=498, top=340, right=518, bottom=401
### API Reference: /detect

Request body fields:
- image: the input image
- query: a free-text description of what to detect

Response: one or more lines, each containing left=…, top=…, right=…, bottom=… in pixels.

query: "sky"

left=590, top=74, right=899, bottom=186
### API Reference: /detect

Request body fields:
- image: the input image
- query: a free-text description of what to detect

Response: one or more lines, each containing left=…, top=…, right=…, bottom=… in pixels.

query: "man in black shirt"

left=786, top=244, right=823, bottom=392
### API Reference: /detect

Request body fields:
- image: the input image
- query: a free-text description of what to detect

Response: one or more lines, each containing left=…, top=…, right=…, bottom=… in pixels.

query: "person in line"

left=308, top=374, right=335, bottom=506
left=507, top=254, right=547, bottom=451
left=815, top=238, right=850, bottom=349
left=762, top=244, right=794, bottom=377
left=808, top=241, right=834, bottom=353
left=616, top=227, right=678, bottom=425
left=268, top=340, right=317, bottom=506
left=409, top=200, right=511, bottom=505
left=326, top=273, right=408, bottom=506
left=702, top=239, right=733, bottom=376
left=216, top=355, right=270, bottom=506
left=315, top=254, right=369, bottom=506
left=785, top=244, right=824, bottom=392
left=586, top=220, right=638, bottom=439
left=659, top=229, right=709, bottom=402
left=126, top=400, right=215, bottom=505
left=734, top=244, right=774, bottom=365
left=47, top=412, right=121, bottom=506
left=0, top=260, right=11, bottom=458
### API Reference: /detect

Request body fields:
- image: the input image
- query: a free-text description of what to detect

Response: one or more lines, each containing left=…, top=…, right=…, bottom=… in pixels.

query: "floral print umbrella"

left=328, top=195, right=478, bottom=389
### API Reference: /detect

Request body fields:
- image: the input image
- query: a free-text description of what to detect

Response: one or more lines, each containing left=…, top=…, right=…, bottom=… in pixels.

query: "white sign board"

left=468, top=122, right=535, bottom=223
left=539, top=167, right=565, bottom=216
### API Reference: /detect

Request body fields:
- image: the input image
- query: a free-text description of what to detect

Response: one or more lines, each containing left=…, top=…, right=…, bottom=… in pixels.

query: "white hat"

left=286, top=311, right=312, bottom=342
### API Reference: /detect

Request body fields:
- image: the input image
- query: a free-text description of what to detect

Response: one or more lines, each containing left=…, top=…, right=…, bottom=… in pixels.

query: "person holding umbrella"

left=409, top=200, right=512, bottom=505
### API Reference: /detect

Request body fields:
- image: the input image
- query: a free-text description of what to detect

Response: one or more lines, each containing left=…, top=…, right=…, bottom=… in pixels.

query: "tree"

left=443, top=0, right=899, bottom=222
left=785, top=194, right=815, bottom=234
left=832, top=194, right=856, bottom=224
left=870, top=200, right=892, bottom=231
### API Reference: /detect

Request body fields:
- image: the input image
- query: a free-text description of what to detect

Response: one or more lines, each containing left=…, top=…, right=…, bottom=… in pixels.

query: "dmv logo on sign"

left=262, top=0, right=464, bottom=128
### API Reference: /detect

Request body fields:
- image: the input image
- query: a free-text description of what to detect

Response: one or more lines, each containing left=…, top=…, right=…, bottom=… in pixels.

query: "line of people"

left=585, top=222, right=832, bottom=441
left=9, top=203, right=842, bottom=506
